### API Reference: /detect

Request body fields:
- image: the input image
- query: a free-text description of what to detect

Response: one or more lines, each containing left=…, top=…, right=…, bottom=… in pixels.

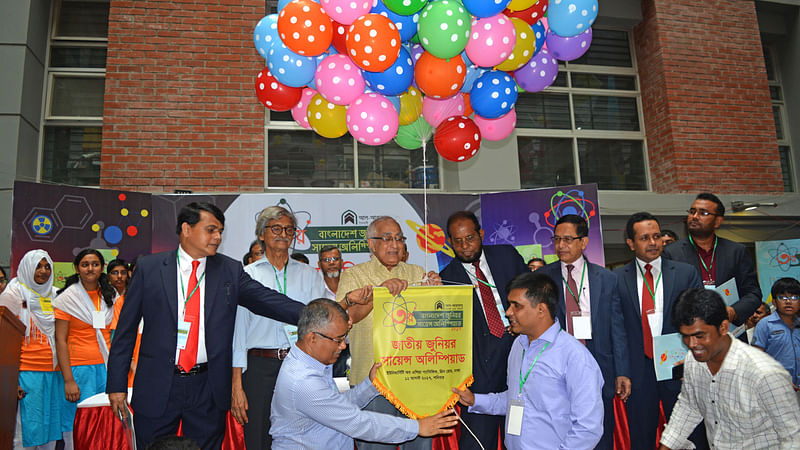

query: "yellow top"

left=337, top=256, right=425, bottom=385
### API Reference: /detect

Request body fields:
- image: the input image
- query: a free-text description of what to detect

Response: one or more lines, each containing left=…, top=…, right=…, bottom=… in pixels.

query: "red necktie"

left=642, top=263, right=655, bottom=359
left=178, top=260, right=201, bottom=371
left=565, top=264, right=582, bottom=341
left=472, top=262, right=505, bottom=338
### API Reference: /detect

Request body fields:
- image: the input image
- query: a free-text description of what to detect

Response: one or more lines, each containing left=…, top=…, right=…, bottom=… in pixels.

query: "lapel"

left=587, top=262, right=601, bottom=333
left=681, top=240, right=703, bottom=274
left=204, top=255, right=222, bottom=324
left=622, top=261, right=640, bottom=316
left=162, top=250, right=180, bottom=324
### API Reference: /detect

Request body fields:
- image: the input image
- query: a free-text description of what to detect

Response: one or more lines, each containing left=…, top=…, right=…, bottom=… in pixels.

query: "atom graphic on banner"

left=544, top=189, right=597, bottom=229
left=488, top=220, right=516, bottom=245
left=768, top=242, right=800, bottom=272
left=383, top=294, right=417, bottom=335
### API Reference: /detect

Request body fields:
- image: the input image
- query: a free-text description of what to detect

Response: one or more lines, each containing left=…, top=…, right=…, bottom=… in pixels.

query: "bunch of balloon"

left=251, top=0, right=598, bottom=162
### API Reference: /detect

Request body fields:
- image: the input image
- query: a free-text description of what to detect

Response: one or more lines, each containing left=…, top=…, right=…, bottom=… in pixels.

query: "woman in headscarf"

left=53, top=248, right=117, bottom=412
left=0, top=250, right=74, bottom=449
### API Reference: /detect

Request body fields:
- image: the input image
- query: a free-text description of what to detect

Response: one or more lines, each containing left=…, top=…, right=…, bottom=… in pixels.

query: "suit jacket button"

left=169, top=357, right=174, bottom=364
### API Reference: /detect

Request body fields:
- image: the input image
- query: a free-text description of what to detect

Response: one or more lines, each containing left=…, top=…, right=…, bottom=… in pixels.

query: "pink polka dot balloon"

left=315, top=54, right=366, bottom=105
left=465, top=13, right=517, bottom=68
left=291, top=88, right=318, bottom=129
left=321, top=0, right=373, bottom=25
left=346, top=93, right=400, bottom=145
left=474, top=108, right=517, bottom=141
left=422, top=95, right=466, bottom=129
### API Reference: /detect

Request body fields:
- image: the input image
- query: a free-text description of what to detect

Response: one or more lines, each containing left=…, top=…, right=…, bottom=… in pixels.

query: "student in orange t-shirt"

left=53, top=249, right=118, bottom=418
left=0, top=250, right=74, bottom=449
left=107, top=258, right=141, bottom=387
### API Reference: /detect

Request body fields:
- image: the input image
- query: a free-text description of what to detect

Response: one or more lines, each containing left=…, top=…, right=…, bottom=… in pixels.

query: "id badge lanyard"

left=177, top=253, right=206, bottom=313
left=561, top=263, right=586, bottom=309
left=508, top=341, right=550, bottom=436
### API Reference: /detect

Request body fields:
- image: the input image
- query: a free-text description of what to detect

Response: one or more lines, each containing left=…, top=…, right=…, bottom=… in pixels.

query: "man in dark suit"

left=107, top=202, right=306, bottom=449
left=537, top=214, right=630, bottom=450
left=439, top=211, right=528, bottom=450
left=615, top=212, right=704, bottom=449
left=662, top=193, right=762, bottom=328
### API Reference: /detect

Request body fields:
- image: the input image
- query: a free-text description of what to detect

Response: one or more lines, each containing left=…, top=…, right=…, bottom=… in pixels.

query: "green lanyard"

left=636, top=261, right=662, bottom=300
left=688, top=235, right=717, bottom=278
left=519, top=341, right=550, bottom=395
left=271, top=262, right=288, bottom=295
left=467, top=265, right=496, bottom=289
left=177, top=252, right=205, bottom=311
left=561, top=262, right=586, bottom=308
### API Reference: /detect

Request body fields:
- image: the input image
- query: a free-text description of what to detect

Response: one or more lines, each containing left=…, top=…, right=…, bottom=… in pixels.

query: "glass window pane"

left=773, top=106, right=784, bottom=141
left=55, top=1, right=109, bottom=39
left=515, top=92, right=571, bottom=129
left=578, top=139, right=646, bottom=190
left=269, top=110, right=294, bottom=122
left=769, top=86, right=782, bottom=101
left=358, top=142, right=439, bottom=189
left=50, top=47, right=107, bottom=68
left=570, top=29, right=632, bottom=67
left=42, top=126, right=102, bottom=186
left=571, top=73, right=636, bottom=91
left=50, top=76, right=105, bottom=117
left=779, top=145, right=794, bottom=192
left=517, top=137, right=575, bottom=188
left=552, top=70, right=567, bottom=88
left=573, top=95, right=639, bottom=131
left=268, top=130, right=355, bottom=187
left=763, top=45, right=777, bottom=82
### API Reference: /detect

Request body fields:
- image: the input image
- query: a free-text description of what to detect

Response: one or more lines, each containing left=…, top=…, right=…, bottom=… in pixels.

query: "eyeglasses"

left=687, top=208, right=718, bottom=217
left=313, top=331, right=347, bottom=345
left=0, top=278, right=6, bottom=284
left=369, top=235, right=407, bottom=243
left=635, top=233, right=662, bottom=243
left=775, top=295, right=800, bottom=303
left=268, top=225, right=297, bottom=236
left=451, top=234, right=479, bottom=246
left=320, top=256, right=341, bottom=263
left=551, top=235, right=584, bottom=244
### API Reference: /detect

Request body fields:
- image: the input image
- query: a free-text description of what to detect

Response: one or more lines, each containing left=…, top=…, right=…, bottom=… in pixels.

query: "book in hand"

left=653, top=333, right=688, bottom=381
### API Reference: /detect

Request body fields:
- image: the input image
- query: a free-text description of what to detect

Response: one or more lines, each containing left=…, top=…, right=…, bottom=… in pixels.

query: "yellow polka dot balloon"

left=307, top=94, right=348, bottom=138
left=495, top=18, right=536, bottom=72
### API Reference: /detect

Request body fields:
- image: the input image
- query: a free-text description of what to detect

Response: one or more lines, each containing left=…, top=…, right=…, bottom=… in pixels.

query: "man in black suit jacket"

left=662, top=193, right=762, bottom=327
left=107, top=202, right=305, bottom=450
left=439, top=211, right=528, bottom=450
left=537, top=214, right=630, bottom=450
left=615, top=212, right=703, bottom=449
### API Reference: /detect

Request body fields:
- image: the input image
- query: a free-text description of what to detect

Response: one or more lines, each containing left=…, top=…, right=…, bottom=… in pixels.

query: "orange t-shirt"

left=111, top=294, right=125, bottom=330
left=19, top=318, right=59, bottom=372
left=54, top=290, right=112, bottom=366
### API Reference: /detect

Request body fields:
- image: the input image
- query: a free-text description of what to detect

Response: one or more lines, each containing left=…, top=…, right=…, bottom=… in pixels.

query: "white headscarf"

left=0, top=249, right=58, bottom=368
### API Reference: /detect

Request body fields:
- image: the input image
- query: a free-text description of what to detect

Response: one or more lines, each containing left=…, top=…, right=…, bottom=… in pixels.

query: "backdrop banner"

left=755, top=238, right=800, bottom=302
left=372, top=285, right=473, bottom=419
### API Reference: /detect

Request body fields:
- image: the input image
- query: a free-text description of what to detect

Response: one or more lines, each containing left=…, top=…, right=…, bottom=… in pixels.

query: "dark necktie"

left=565, top=264, right=581, bottom=339
left=642, top=263, right=655, bottom=359
left=472, top=261, right=505, bottom=338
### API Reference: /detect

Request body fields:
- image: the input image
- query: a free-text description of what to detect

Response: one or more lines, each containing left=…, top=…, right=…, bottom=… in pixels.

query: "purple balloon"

left=513, top=49, right=559, bottom=93
left=547, top=28, right=593, bottom=61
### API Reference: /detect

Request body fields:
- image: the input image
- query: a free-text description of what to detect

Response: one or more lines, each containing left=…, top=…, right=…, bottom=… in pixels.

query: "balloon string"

left=422, top=138, right=429, bottom=275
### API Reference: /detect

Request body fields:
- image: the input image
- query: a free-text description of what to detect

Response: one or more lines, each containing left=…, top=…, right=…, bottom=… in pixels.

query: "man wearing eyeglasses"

left=337, top=216, right=442, bottom=450
left=614, top=212, right=703, bottom=449
left=318, top=245, right=344, bottom=300
left=230, top=206, right=329, bottom=450
left=438, top=210, right=528, bottom=450
left=662, top=193, right=762, bottom=331
left=537, top=214, right=630, bottom=450
left=270, top=299, right=459, bottom=449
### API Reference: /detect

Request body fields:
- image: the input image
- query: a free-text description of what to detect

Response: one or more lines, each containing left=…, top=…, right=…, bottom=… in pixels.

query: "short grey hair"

left=254, top=206, right=297, bottom=238
left=297, top=298, right=349, bottom=341
left=367, top=216, right=399, bottom=239
left=317, top=245, right=340, bottom=258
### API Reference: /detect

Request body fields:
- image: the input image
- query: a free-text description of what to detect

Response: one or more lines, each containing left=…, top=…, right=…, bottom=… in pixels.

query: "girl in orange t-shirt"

left=0, top=250, right=74, bottom=449
left=53, top=249, right=118, bottom=415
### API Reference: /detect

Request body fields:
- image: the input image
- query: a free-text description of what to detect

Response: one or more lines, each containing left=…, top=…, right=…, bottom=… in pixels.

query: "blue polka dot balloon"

left=362, top=46, right=414, bottom=96
left=371, top=0, right=420, bottom=43
left=254, top=14, right=279, bottom=60
left=268, top=41, right=317, bottom=88
left=462, top=0, right=511, bottom=18
left=548, top=0, right=599, bottom=38
left=470, top=70, right=518, bottom=119
left=531, top=20, right=546, bottom=57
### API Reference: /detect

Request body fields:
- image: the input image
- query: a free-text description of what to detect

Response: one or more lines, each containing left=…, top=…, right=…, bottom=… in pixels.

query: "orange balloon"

left=462, top=93, right=473, bottom=116
left=277, top=0, right=333, bottom=56
left=414, top=52, right=466, bottom=99
left=346, top=14, right=401, bottom=72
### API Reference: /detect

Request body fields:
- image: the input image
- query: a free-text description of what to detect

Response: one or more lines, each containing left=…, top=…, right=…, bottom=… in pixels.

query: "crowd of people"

left=3, top=192, right=800, bottom=450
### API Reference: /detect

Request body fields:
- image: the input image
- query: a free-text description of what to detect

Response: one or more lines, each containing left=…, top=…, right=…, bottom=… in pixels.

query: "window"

left=764, top=44, right=794, bottom=192
left=517, top=29, right=648, bottom=190
left=41, top=0, right=109, bottom=186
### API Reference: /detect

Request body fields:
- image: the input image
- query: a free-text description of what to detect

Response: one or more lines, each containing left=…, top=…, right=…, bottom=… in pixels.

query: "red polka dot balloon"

left=346, top=14, right=401, bottom=72
left=255, top=68, right=303, bottom=111
left=331, top=21, right=349, bottom=54
left=277, top=0, right=333, bottom=56
left=504, top=0, right=548, bottom=26
left=433, top=115, right=482, bottom=162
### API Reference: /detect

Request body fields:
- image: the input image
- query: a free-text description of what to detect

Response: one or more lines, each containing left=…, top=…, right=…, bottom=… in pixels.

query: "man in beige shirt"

left=337, top=216, right=441, bottom=450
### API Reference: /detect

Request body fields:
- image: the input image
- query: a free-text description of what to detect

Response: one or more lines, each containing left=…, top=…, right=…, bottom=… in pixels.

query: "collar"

left=293, top=344, right=330, bottom=372
left=635, top=256, right=662, bottom=272
left=520, top=320, right=561, bottom=349
left=178, top=245, right=206, bottom=271
left=560, top=255, right=586, bottom=272
left=368, top=254, right=403, bottom=273
left=766, top=310, right=800, bottom=328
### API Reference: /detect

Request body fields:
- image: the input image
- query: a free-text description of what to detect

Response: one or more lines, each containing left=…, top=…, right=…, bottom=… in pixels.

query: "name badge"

left=572, top=314, right=592, bottom=340
left=92, top=310, right=106, bottom=329
left=507, top=398, right=524, bottom=436
left=647, top=310, right=663, bottom=337
left=703, top=281, right=716, bottom=289
left=177, top=320, right=192, bottom=350
left=39, top=297, right=54, bottom=314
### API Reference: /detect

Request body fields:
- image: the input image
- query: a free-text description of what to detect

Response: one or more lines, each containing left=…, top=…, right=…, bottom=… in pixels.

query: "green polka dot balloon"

left=418, top=0, right=472, bottom=60
left=384, top=0, right=428, bottom=15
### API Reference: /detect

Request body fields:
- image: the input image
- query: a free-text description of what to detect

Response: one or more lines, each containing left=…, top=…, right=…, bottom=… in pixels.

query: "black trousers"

left=241, top=354, right=283, bottom=450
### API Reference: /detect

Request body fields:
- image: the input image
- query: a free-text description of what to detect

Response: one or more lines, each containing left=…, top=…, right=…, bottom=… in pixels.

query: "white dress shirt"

left=560, top=256, right=591, bottom=314
left=635, top=256, right=664, bottom=336
left=461, top=252, right=509, bottom=327
left=175, top=246, right=207, bottom=365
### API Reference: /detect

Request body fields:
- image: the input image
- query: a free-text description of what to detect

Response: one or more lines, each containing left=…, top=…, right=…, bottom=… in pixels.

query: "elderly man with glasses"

left=230, top=206, right=330, bottom=450
left=337, top=216, right=442, bottom=450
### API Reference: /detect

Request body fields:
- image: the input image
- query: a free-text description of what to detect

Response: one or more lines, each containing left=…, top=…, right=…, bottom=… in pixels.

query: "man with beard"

left=439, top=211, right=529, bottom=450
left=230, top=206, right=329, bottom=450
left=318, top=245, right=343, bottom=301
left=662, top=193, right=762, bottom=329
